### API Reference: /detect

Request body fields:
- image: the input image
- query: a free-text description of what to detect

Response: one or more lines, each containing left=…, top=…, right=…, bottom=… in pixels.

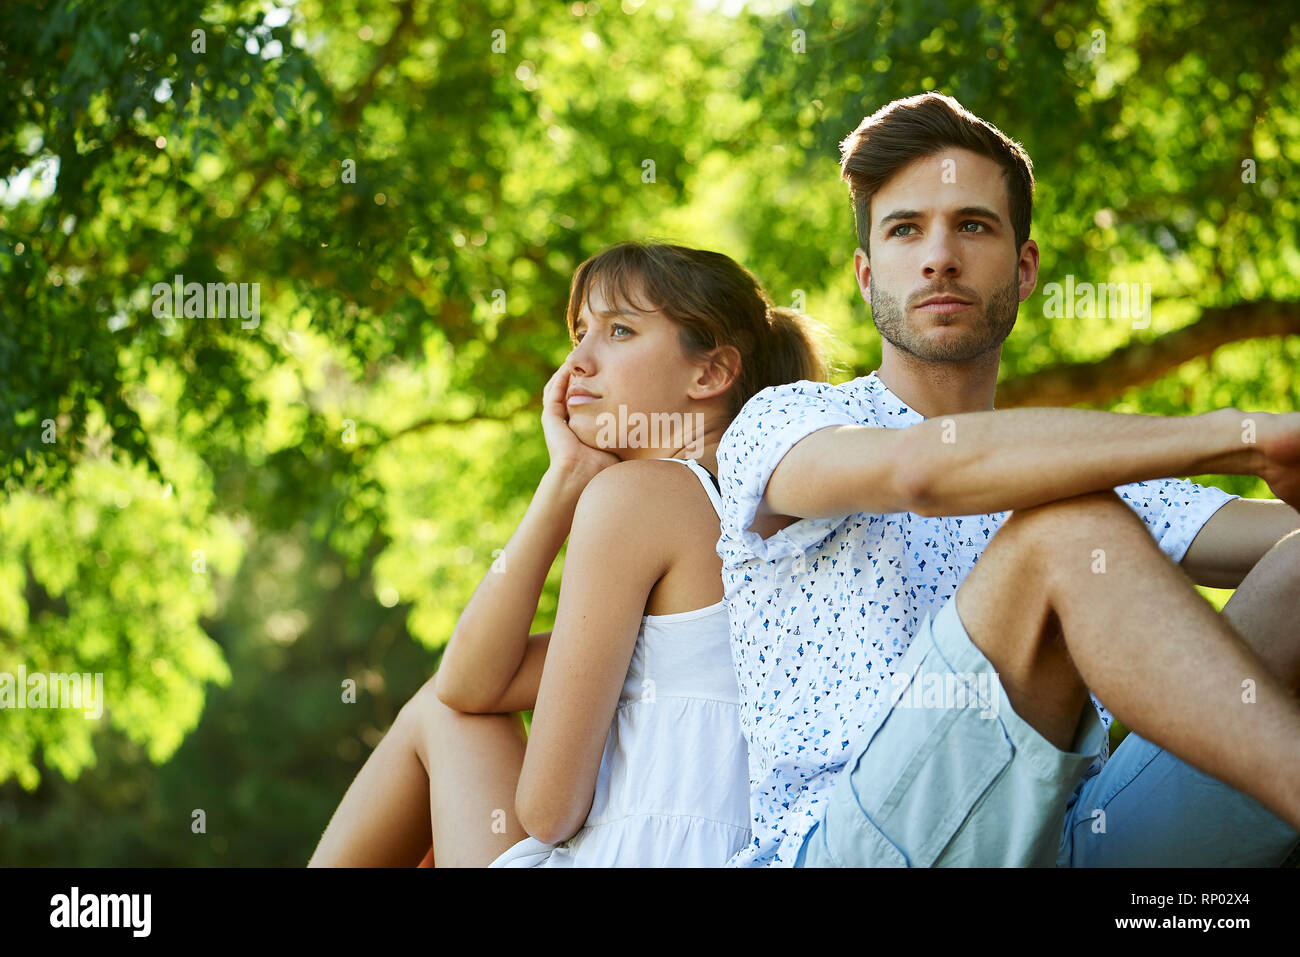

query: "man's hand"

left=1248, top=411, right=1300, bottom=512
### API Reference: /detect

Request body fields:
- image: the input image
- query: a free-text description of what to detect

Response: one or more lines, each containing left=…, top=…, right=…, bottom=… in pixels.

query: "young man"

left=716, top=92, right=1300, bottom=867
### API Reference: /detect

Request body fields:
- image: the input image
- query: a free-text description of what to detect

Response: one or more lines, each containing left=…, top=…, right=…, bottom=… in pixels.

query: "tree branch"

left=350, top=402, right=540, bottom=453
left=991, top=299, right=1300, bottom=407
left=340, top=0, right=418, bottom=126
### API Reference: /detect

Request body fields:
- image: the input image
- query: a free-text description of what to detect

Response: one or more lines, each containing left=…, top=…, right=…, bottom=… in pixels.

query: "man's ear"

left=691, top=344, right=742, bottom=400
left=1017, top=239, right=1040, bottom=303
left=853, top=247, right=872, bottom=306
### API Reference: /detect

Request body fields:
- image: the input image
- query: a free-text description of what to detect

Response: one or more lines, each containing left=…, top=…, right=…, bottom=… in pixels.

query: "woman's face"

left=564, top=279, right=714, bottom=459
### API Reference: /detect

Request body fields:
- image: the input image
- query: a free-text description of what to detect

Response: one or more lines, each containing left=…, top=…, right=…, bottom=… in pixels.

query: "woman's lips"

left=566, top=394, right=599, bottom=405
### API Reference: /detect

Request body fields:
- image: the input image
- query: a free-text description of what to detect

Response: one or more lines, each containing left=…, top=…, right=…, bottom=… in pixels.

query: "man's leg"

left=953, top=489, right=1300, bottom=829
left=799, top=489, right=1300, bottom=867
left=1060, top=527, right=1300, bottom=866
left=1221, top=527, right=1300, bottom=689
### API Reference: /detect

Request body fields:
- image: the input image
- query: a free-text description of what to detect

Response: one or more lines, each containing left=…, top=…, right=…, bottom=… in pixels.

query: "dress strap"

left=659, top=457, right=724, bottom=520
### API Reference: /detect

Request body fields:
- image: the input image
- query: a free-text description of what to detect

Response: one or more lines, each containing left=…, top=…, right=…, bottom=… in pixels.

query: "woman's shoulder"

left=577, top=460, right=722, bottom=616
left=583, top=457, right=706, bottom=496
left=575, top=459, right=715, bottom=533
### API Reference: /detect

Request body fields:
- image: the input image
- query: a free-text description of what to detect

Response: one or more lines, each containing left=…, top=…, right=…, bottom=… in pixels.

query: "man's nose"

left=920, top=233, right=961, bottom=277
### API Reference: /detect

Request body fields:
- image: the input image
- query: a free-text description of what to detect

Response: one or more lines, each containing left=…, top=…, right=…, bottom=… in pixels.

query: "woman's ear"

left=689, top=345, right=742, bottom=400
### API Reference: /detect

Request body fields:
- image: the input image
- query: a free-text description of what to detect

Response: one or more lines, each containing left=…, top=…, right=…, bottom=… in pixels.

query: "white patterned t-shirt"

left=715, top=371, right=1239, bottom=867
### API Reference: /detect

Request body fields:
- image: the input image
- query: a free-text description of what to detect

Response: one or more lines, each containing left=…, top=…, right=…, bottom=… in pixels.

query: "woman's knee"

left=393, top=674, right=454, bottom=758
left=397, top=672, right=523, bottom=765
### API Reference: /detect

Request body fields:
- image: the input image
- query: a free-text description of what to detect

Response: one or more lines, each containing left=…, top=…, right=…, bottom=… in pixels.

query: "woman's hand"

left=541, top=357, right=621, bottom=487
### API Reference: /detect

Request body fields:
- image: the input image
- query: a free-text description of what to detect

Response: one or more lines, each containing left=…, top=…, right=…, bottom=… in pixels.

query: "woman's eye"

left=572, top=325, right=631, bottom=345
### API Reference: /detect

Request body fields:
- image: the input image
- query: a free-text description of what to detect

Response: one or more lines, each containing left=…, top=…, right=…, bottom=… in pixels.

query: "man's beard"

left=869, top=274, right=1019, bottom=362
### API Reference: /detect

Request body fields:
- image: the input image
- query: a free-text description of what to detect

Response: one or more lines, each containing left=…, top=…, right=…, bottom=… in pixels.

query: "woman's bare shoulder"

left=576, top=459, right=715, bottom=530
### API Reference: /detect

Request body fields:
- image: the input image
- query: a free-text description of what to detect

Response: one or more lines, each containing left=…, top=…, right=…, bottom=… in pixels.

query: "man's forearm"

left=902, top=406, right=1258, bottom=516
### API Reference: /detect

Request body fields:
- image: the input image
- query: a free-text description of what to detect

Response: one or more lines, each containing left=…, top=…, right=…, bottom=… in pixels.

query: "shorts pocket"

left=818, top=793, right=908, bottom=867
left=845, top=696, right=1015, bottom=867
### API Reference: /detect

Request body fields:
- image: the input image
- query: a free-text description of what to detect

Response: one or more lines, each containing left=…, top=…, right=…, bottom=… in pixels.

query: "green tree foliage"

left=0, top=0, right=1294, bottom=863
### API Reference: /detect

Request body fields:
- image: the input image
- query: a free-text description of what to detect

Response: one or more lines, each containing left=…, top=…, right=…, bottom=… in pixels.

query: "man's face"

left=853, top=147, right=1038, bottom=363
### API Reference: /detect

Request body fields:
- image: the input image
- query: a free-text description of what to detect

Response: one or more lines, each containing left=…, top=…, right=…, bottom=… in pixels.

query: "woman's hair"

left=565, top=242, right=831, bottom=418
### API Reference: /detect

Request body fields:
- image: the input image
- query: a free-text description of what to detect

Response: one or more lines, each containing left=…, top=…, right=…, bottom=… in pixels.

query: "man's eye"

left=960, top=221, right=988, bottom=232
left=889, top=224, right=916, bottom=237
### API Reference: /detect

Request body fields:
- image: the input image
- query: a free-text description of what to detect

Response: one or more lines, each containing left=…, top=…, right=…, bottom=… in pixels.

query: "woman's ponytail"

left=752, top=305, right=831, bottom=398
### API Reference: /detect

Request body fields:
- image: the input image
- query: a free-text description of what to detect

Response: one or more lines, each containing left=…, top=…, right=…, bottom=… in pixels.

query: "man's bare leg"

left=1058, top=527, right=1300, bottom=866
left=1220, top=527, right=1300, bottom=693
left=954, top=489, right=1300, bottom=830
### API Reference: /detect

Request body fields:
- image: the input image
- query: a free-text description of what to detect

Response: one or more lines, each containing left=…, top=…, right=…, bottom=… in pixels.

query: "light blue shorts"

left=1058, top=729, right=1298, bottom=866
left=795, top=595, right=1300, bottom=867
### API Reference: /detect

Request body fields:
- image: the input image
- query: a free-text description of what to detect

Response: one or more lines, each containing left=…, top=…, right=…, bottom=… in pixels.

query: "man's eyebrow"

left=877, top=206, right=1004, bottom=229
left=953, top=205, right=1003, bottom=223
left=877, top=209, right=923, bottom=228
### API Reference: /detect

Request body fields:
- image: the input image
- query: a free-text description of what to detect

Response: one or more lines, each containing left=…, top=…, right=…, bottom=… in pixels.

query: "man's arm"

left=1181, top=498, right=1300, bottom=589
left=765, top=407, right=1300, bottom=522
left=897, top=407, right=1272, bottom=517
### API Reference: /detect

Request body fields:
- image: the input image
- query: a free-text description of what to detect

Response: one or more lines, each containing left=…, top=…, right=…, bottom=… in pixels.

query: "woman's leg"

left=308, top=672, right=531, bottom=867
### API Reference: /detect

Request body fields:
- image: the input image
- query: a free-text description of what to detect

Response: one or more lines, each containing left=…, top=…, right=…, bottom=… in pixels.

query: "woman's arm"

left=434, top=473, right=582, bottom=713
left=435, top=360, right=619, bottom=713
left=514, top=461, right=674, bottom=844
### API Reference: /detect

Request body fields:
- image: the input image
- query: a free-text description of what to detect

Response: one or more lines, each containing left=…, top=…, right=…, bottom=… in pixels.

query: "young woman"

left=308, top=242, right=828, bottom=867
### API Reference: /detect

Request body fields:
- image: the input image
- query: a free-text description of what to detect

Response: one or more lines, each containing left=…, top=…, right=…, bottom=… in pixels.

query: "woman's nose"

left=568, top=343, right=593, bottom=376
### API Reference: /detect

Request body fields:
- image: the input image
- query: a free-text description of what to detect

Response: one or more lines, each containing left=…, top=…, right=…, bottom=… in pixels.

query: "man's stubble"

left=868, top=272, right=1020, bottom=363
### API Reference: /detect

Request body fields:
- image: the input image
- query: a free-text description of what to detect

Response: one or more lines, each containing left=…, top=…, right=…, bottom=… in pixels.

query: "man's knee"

left=1263, top=525, right=1300, bottom=568
left=989, top=488, right=1154, bottom=572
left=955, top=495, right=1136, bottom=698
left=1006, top=488, right=1137, bottom=532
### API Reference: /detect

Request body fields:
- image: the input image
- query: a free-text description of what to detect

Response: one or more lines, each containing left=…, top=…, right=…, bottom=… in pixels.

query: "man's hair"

left=839, top=92, right=1034, bottom=255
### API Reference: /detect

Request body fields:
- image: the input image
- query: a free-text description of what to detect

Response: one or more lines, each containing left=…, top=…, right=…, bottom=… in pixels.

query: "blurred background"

left=2, top=0, right=1297, bottom=865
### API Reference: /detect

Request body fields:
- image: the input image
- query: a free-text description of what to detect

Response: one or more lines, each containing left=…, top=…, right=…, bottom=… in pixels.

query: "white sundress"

left=489, top=457, right=752, bottom=867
